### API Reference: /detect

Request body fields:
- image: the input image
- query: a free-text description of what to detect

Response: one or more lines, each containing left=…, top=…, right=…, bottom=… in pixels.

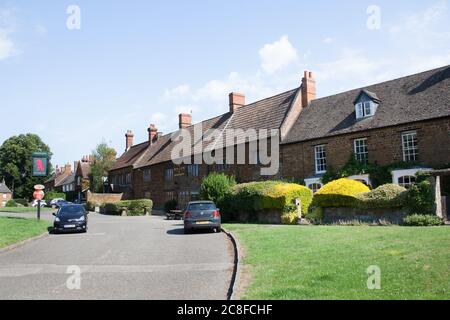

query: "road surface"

left=0, top=212, right=234, bottom=300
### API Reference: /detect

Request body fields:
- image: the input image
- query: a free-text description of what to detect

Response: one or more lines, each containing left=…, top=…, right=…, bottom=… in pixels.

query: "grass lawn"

left=0, top=207, right=53, bottom=213
left=224, top=224, right=450, bottom=300
left=0, top=217, right=50, bottom=249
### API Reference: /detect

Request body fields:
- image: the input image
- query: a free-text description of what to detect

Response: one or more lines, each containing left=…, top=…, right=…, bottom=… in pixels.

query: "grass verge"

left=0, top=217, right=50, bottom=249
left=0, top=207, right=53, bottom=213
left=224, top=224, right=450, bottom=300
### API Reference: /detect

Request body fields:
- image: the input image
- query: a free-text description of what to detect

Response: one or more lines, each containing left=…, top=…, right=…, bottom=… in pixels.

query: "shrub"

left=164, top=199, right=178, bottom=213
left=356, top=184, right=407, bottom=209
left=403, top=214, right=443, bottom=227
left=405, top=180, right=435, bottom=215
left=14, top=199, right=29, bottom=207
left=102, top=202, right=122, bottom=215
left=313, top=178, right=370, bottom=208
left=281, top=211, right=299, bottom=225
left=44, top=192, right=66, bottom=201
left=234, top=181, right=313, bottom=215
left=127, top=199, right=153, bottom=216
left=200, top=173, right=236, bottom=204
left=5, top=200, right=18, bottom=207
left=86, top=201, right=101, bottom=212
left=305, top=206, right=324, bottom=224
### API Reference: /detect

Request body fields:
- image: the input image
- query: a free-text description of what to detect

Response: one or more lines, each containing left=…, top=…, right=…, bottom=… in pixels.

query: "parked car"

left=52, top=204, right=88, bottom=233
left=53, top=199, right=72, bottom=208
left=49, top=198, right=65, bottom=207
left=31, top=199, right=47, bottom=207
left=183, top=201, right=221, bottom=234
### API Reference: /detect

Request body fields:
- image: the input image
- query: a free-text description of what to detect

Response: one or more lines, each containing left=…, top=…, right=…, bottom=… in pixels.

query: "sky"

left=1, top=0, right=450, bottom=168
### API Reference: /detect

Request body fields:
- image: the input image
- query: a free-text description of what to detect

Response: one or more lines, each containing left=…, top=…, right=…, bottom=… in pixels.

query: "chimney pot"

left=229, top=92, right=246, bottom=113
left=178, top=113, right=192, bottom=129
left=301, top=70, right=316, bottom=107
left=125, top=130, right=134, bottom=151
left=148, top=124, right=158, bottom=144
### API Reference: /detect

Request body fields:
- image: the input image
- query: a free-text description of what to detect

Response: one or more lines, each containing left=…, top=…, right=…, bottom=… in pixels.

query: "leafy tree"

left=200, top=173, right=236, bottom=203
left=89, top=142, right=117, bottom=193
left=0, top=134, right=52, bottom=199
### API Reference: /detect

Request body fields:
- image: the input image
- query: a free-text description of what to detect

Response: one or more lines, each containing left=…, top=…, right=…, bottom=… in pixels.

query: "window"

left=308, top=183, right=323, bottom=193
left=314, top=145, right=327, bottom=174
left=187, top=164, right=199, bottom=177
left=354, top=138, right=368, bottom=164
left=215, top=163, right=230, bottom=172
left=165, top=168, right=174, bottom=181
left=355, top=101, right=375, bottom=119
left=398, top=176, right=416, bottom=188
left=402, top=131, right=418, bottom=162
left=165, top=191, right=175, bottom=201
left=125, top=173, right=132, bottom=185
left=143, top=168, right=152, bottom=182
left=2, top=194, right=6, bottom=199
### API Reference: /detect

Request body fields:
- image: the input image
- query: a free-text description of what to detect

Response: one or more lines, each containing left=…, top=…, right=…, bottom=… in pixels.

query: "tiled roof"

left=283, top=65, right=450, bottom=144
left=111, top=89, right=298, bottom=170
left=0, top=183, right=12, bottom=193
left=55, top=173, right=75, bottom=187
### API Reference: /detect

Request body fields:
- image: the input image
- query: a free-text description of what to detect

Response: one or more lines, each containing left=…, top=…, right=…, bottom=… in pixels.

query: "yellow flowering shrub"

left=313, top=178, right=370, bottom=208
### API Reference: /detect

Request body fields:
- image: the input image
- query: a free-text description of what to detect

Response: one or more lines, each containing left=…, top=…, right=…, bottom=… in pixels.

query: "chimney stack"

left=148, top=124, right=158, bottom=144
left=229, top=92, right=246, bottom=113
left=88, top=155, right=95, bottom=164
left=56, top=165, right=60, bottom=175
left=74, top=161, right=79, bottom=172
left=178, top=113, right=192, bottom=129
left=64, top=163, right=71, bottom=175
left=125, top=130, right=134, bottom=151
left=301, top=71, right=316, bottom=107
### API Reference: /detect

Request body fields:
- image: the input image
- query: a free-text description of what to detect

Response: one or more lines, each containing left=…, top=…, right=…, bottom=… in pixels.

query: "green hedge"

left=313, top=178, right=370, bottom=208
left=405, top=180, right=435, bottom=215
left=44, top=192, right=66, bottom=201
left=356, top=184, right=407, bottom=209
left=5, top=200, right=18, bottom=207
left=14, top=199, right=29, bottom=207
left=403, top=214, right=443, bottom=226
left=101, top=199, right=153, bottom=216
left=221, top=181, right=313, bottom=224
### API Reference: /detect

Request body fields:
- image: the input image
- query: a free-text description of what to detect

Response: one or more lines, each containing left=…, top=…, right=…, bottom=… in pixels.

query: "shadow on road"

left=166, top=228, right=218, bottom=236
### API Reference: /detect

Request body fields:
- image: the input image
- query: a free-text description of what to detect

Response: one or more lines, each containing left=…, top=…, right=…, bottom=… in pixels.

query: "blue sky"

left=1, top=0, right=450, bottom=167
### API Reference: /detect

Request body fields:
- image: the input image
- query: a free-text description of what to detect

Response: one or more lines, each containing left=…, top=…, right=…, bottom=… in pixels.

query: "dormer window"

left=354, top=90, right=380, bottom=120
left=356, top=101, right=375, bottom=119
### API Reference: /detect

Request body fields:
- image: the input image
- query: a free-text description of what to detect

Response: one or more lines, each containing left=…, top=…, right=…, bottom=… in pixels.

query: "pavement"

left=0, top=212, right=234, bottom=300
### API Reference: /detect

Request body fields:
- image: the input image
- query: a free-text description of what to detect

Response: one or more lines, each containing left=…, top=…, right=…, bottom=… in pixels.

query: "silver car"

left=183, top=201, right=221, bottom=234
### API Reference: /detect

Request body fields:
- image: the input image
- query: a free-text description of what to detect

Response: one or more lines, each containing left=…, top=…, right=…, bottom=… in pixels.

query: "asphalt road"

left=0, top=212, right=234, bottom=300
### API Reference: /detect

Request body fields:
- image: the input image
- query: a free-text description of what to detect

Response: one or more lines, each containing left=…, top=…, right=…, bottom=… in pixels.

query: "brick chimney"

left=64, top=163, right=71, bottom=175
left=301, top=71, right=316, bottom=107
left=148, top=124, right=158, bottom=144
left=229, top=92, right=246, bottom=113
left=125, top=130, right=134, bottom=151
left=88, top=155, right=95, bottom=164
left=56, top=165, right=60, bottom=174
left=179, top=113, right=192, bottom=129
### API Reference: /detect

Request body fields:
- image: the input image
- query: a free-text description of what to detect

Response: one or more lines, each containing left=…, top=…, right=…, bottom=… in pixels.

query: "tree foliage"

left=0, top=134, right=52, bottom=199
left=89, top=142, right=117, bottom=193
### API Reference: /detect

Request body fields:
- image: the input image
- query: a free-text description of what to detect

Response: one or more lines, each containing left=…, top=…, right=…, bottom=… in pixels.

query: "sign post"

left=33, top=185, right=45, bottom=220
left=32, top=152, right=49, bottom=177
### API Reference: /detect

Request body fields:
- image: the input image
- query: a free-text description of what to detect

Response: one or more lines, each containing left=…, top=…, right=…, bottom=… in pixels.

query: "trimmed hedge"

left=403, top=214, right=443, bottom=227
left=356, top=184, right=407, bottom=209
left=200, top=173, right=236, bottom=203
left=101, top=199, right=153, bottom=216
left=313, top=178, right=370, bottom=208
left=222, top=181, right=313, bottom=224
left=44, top=192, right=66, bottom=201
left=5, top=200, right=18, bottom=207
left=405, top=180, right=435, bottom=215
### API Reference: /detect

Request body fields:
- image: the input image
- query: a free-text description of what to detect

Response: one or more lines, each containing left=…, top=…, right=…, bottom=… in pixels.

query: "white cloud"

left=323, top=37, right=334, bottom=44
left=0, top=8, right=17, bottom=61
left=259, top=35, right=299, bottom=74
left=163, top=84, right=191, bottom=100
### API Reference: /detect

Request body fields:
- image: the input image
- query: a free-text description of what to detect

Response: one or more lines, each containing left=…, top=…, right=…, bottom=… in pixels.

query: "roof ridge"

left=312, top=64, right=450, bottom=103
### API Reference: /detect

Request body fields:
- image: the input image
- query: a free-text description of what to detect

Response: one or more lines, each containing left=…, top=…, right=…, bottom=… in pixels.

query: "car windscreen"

left=188, top=203, right=216, bottom=211
left=58, top=206, right=85, bottom=215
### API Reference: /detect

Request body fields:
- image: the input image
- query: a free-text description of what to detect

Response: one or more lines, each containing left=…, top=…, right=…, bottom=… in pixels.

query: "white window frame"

left=348, top=174, right=371, bottom=187
left=402, top=131, right=418, bottom=162
left=354, top=138, right=368, bottom=164
left=355, top=101, right=375, bottom=119
left=165, top=168, right=174, bottom=181
left=391, top=168, right=431, bottom=186
left=304, top=177, right=323, bottom=194
left=187, top=164, right=199, bottom=177
left=2, top=194, right=6, bottom=200
left=314, top=145, right=327, bottom=174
